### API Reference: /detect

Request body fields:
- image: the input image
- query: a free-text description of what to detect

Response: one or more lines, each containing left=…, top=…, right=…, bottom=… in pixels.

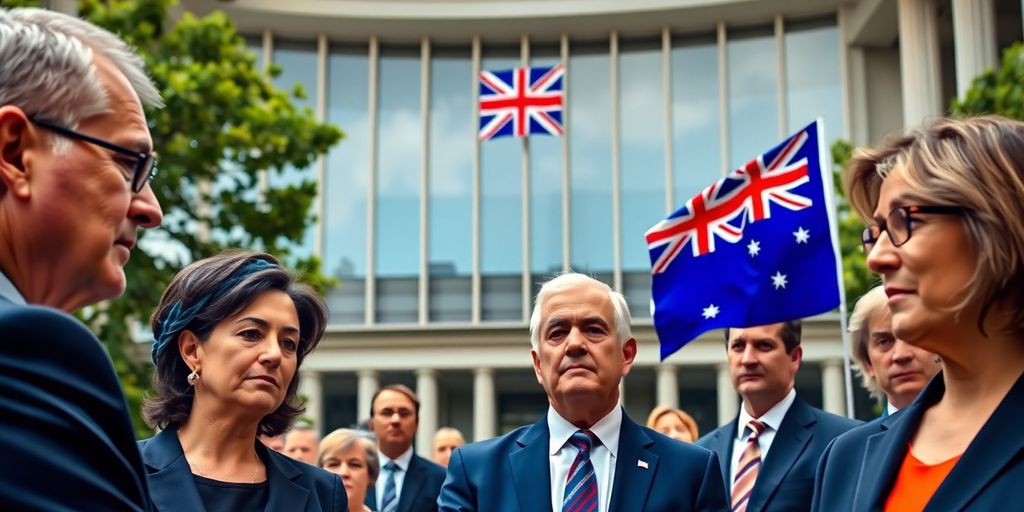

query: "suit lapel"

left=509, top=418, right=553, bottom=512
left=854, top=379, right=940, bottom=510
left=263, top=446, right=311, bottom=512
left=711, top=420, right=738, bottom=487
left=140, top=427, right=205, bottom=512
left=608, top=416, right=658, bottom=512
left=397, top=456, right=426, bottom=512
left=925, top=373, right=1024, bottom=511
left=747, top=400, right=813, bottom=511
left=365, top=486, right=377, bottom=511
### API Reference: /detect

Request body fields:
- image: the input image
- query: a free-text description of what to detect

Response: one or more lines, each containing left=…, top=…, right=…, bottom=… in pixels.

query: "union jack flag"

left=479, top=65, right=564, bottom=141
left=646, top=120, right=841, bottom=360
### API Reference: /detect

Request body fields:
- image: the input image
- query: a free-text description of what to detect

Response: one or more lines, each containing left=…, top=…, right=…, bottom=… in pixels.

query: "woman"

left=812, top=116, right=1024, bottom=511
left=139, top=251, right=344, bottom=511
left=645, top=405, right=699, bottom=443
left=319, top=429, right=379, bottom=512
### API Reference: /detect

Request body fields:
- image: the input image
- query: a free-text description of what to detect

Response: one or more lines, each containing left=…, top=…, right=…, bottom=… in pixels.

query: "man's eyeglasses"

left=30, top=118, right=157, bottom=193
left=861, top=205, right=963, bottom=254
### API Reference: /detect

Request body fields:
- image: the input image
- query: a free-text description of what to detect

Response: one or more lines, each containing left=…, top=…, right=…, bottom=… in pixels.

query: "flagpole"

left=817, top=118, right=856, bottom=418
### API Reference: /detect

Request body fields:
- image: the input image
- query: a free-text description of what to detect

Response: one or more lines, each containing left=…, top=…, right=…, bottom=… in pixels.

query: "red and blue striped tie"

left=562, top=430, right=599, bottom=512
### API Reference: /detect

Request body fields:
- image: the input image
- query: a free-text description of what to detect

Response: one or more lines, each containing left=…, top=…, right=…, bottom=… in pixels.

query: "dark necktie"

left=562, top=430, right=599, bottom=512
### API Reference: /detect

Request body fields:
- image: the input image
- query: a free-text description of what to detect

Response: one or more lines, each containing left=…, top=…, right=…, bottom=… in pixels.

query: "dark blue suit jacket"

left=365, top=452, right=446, bottom=512
left=0, top=297, right=151, bottom=511
left=696, top=397, right=860, bottom=512
left=812, top=372, right=1024, bottom=511
left=139, top=425, right=346, bottom=511
left=437, top=410, right=728, bottom=512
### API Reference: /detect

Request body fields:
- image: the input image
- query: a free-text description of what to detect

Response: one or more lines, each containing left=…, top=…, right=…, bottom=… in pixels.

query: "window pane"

left=376, top=46, right=422, bottom=323
left=429, top=47, right=473, bottom=322
left=672, top=33, right=723, bottom=204
left=529, top=46, right=564, bottom=287
left=727, top=27, right=778, bottom=169
left=271, top=40, right=318, bottom=259
left=619, top=39, right=663, bottom=318
left=785, top=21, right=844, bottom=139
left=569, top=43, right=613, bottom=277
left=481, top=49, right=523, bottom=321
left=324, top=43, right=369, bottom=324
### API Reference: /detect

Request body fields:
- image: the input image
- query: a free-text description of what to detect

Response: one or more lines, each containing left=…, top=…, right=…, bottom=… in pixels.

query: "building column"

left=821, top=359, right=847, bottom=417
left=357, top=369, right=380, bottom=424
left=473, top=368, right=496, bottom=441
left=716, top=363, right=738, bottom=425
left=415, top=369, right=439, bottom=458
left=952, top=0, right=997, bottom=99
left=898, top=0, right=942, bottom=128
left=656, top=364, right=679, bottom=408
left=299, top=370, right=324, bottom=435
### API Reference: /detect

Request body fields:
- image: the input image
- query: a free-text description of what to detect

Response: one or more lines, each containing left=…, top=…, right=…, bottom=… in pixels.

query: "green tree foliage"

left=1, top=0, right=342, bottom=436
left=951, top=42, right=1024, bottom=118
left=832, top=139, right=877, bottom=307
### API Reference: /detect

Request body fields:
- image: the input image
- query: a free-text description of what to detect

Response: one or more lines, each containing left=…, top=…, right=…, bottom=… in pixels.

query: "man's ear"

left=0, top=107, right=34, bottom=199
left=178, top=330, right=202, bottom=371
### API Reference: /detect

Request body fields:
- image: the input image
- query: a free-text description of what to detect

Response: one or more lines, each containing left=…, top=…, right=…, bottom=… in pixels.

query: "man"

left=284, top=423, right=321, bottom=465
left=0, top=7, right=164, bottom=511
left=431, top=427, right=465, bottom=467
left=366, top=384, right=447, bottom=512
left=439, top=273, right=727, bottom=511
left=260, top=433, right=286, bottom=453
left=697, top=322, right=861, bottom=512
left=849, top=286, right=942, bottom=417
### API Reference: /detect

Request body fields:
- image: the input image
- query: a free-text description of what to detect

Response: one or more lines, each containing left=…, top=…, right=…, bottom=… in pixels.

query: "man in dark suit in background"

left=697, top=321, right=860, bottom=512
left=438, top=273, right=727, bottom=512
left=0, top=7, right=164, bottom=511
left=366, top=384, right=446, bottom=512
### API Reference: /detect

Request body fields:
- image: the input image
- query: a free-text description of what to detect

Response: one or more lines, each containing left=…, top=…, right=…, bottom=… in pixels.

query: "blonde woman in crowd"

left=645, top=406, right=699, bottom=443
left=320, top=429, right=379, bottom=512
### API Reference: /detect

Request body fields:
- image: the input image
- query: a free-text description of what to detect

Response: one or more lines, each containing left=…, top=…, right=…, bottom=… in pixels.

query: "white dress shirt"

left=886, top=401, right=899, bottom=416
left=375, top=446, right=413, bottom=511
left=730, top=388, right=796, bottom=484
left=547, top=405, right=621, bottom=512
left=0, top=271, right=26, bottom=305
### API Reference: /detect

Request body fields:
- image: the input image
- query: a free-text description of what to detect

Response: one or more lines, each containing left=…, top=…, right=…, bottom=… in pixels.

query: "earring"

left=187, top=370, right=200, bottom=386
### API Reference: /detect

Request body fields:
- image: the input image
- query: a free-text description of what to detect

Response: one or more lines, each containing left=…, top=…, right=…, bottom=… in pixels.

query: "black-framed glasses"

left=862, top=205, right=964, bottom=254
left=30, top=118, right=157, bottom=193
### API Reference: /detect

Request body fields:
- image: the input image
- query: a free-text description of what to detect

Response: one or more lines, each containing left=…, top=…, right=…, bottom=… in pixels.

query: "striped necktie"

left=380, top=461, right=399, bottom=512
left=562, top=430, right=599, bottom=512
left=732, top=420, right=766, bottom=512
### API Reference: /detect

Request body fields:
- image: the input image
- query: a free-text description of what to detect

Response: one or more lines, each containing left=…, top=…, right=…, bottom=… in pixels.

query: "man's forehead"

left=730, top=324, right=783, bottom=341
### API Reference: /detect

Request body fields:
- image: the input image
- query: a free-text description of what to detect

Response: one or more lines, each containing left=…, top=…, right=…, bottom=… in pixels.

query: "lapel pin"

left=637, top=460, right=648, bottom=469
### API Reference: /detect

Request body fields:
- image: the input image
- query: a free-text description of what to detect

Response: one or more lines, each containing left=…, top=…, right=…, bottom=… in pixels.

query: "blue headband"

left=151, top=258, right=278, bottom=365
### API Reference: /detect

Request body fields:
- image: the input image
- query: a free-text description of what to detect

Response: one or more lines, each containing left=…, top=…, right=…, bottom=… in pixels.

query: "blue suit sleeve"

left=437, top=447, right=476, bottom=512
left=810, top=436, right=838, bottom=512
left=696, top=449, right=730, bottom=512
left=0, top=305, right=150, bottom=511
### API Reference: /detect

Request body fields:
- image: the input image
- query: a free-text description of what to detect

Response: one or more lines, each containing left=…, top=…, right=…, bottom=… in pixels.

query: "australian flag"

left=479, top=65, right=564, bottom=141
left=646, top=120, right=841, bottom=360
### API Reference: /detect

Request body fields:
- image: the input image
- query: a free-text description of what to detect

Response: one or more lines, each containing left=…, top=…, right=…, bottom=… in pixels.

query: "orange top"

left=884, top=445, right=962, bottom=512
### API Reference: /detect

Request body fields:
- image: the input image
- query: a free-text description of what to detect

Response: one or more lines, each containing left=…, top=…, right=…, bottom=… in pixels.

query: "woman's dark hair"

left=143, top=251, right=328, bottom=436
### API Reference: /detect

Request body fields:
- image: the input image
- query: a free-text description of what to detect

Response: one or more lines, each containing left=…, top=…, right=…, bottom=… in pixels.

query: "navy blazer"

left=437, top=410, right=728, bottom=512
left=812, top=372, right=1024, bottom=511
left=0, top=297, right=151, bottom=511
left=696, top=397, right=860, bottom=512
left=139, top=425, right=346, bottom=512
left=365, top=452, right=446, bottom=512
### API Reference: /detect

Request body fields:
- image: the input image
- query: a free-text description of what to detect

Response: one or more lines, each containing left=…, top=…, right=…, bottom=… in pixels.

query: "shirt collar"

left=0, top=270, right=25, bottom=305
left=886, top=401, right=900, bottom=416
left=378, top=445, right=414, bottom=471
left=736, top=388, right=796, bottom=440
left=547, top=404, right=622, bottom=458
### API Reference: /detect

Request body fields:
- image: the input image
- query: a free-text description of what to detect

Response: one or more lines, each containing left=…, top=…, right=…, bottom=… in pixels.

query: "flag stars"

left=747, top=239, right=761, bottom=257
left=793, top=226, right=810, bottom=244
left=771, top=271, right=788, bottom=290
left=702, top=304, right=720, bottom=319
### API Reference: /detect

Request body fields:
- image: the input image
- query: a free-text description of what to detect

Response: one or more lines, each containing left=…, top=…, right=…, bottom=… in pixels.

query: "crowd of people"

left=2, top=5, right=1023, bottom=512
